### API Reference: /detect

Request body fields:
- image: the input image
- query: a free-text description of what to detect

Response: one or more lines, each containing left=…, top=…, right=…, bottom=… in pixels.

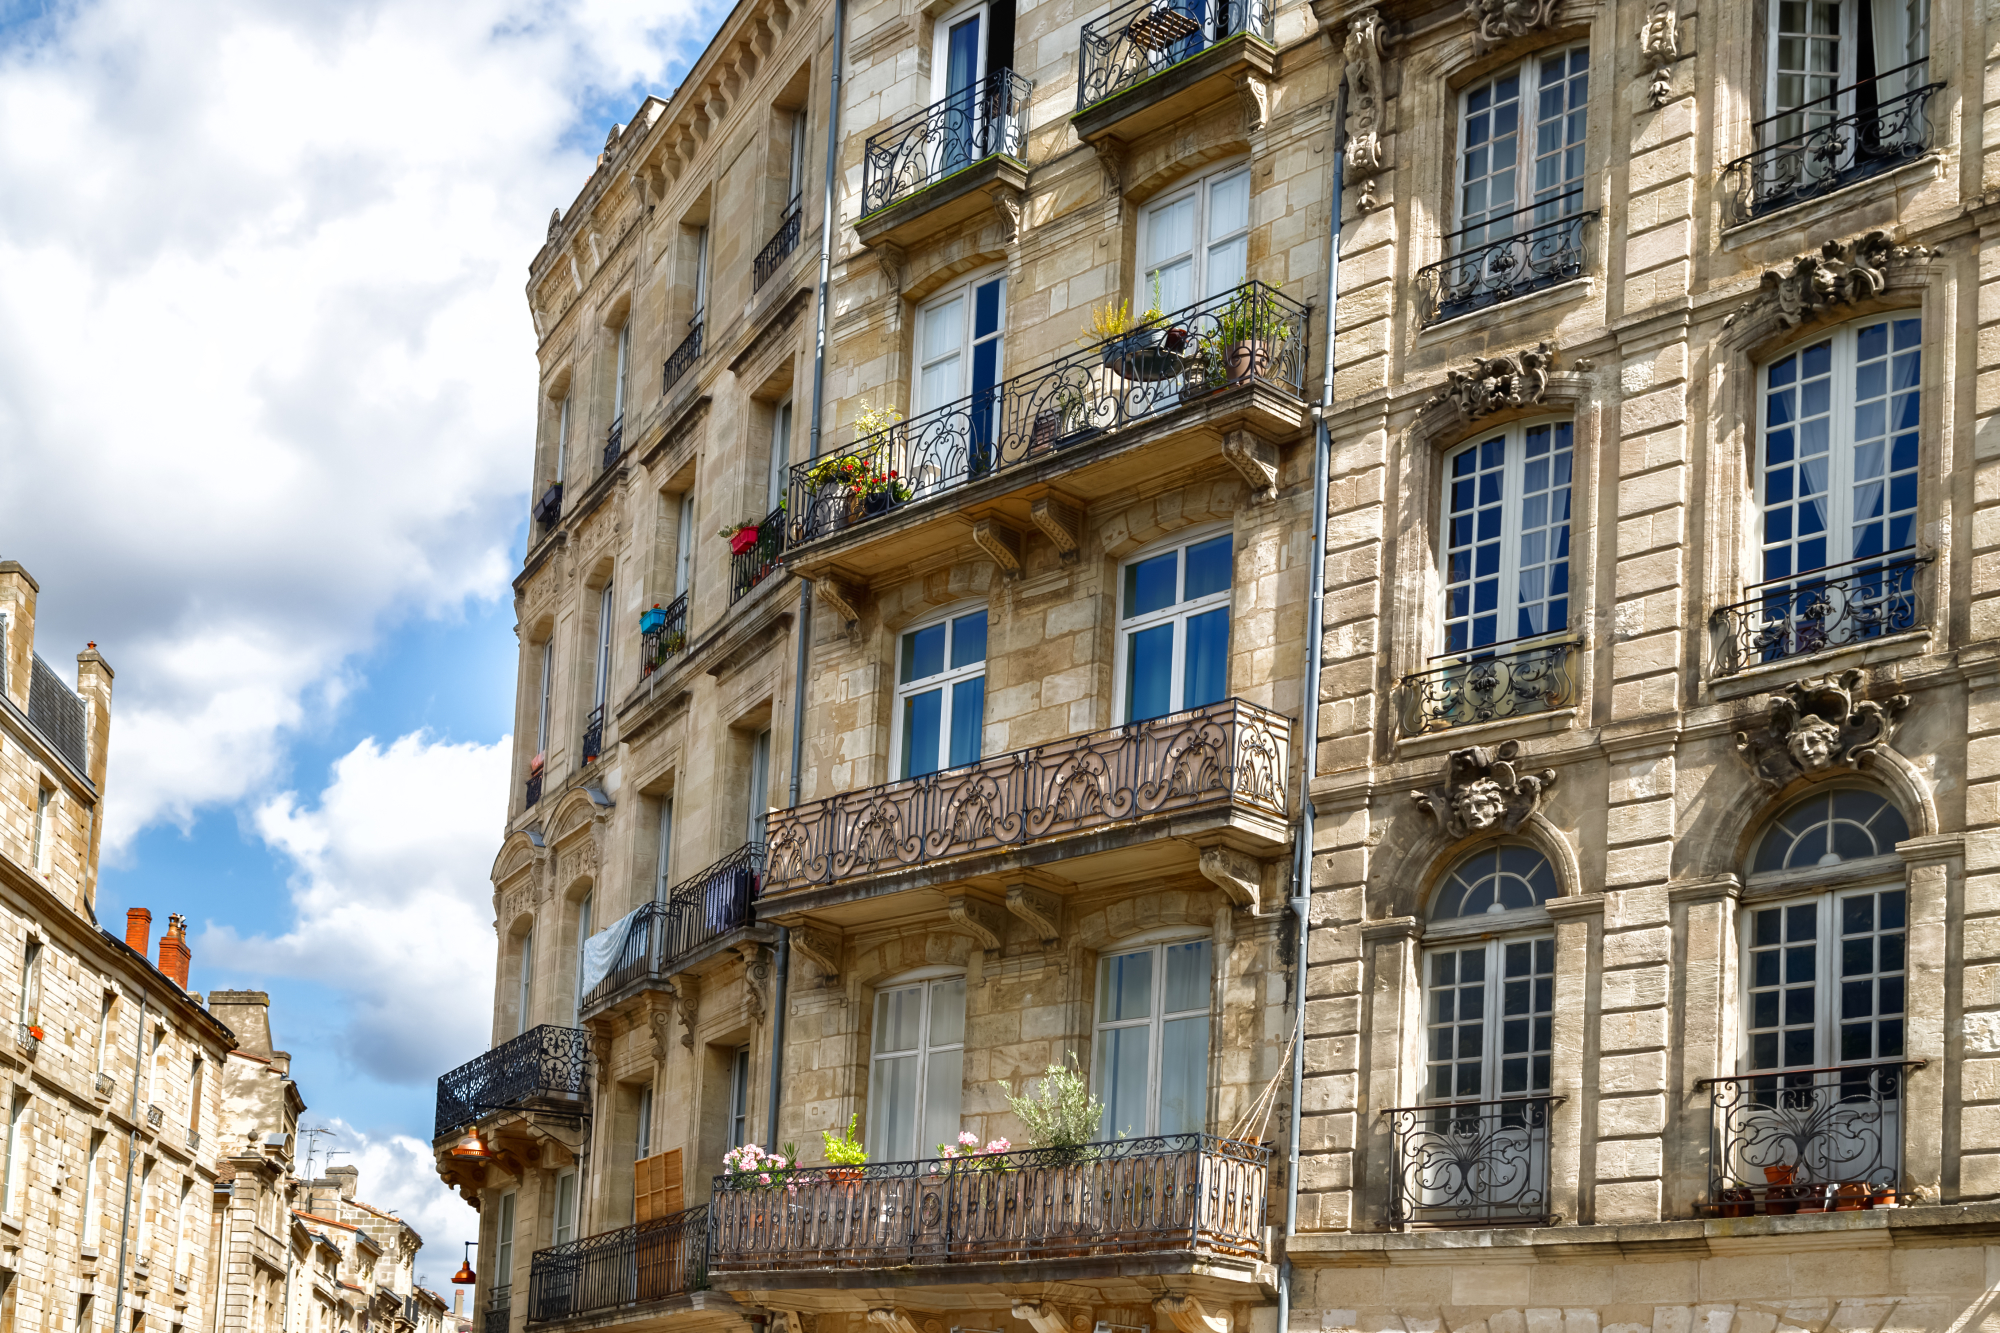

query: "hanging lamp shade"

left=450, top=1131, right=492, bottom=1160
left=452, top=1241, right=477, bottom=1285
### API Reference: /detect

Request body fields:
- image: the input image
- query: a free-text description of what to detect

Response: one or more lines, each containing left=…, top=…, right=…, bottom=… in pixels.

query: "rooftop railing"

left=580, top=844, right=764, bottom=1015
left=1699, top=1062, right=1919, bottom=1216
left=1384, top=1097, right=1560, bottom=1228
left=1400, top=634, right=1581, bottom=734
left=785, top=281, right=1309, bottom=549
left=1721, top=60, right=1942, bottom=223
left=1415, top=196, right=1593, bottom=326
left=1077, top=0, right=1269, bottom=112
left=709, top=1134, right=1267, bottom=1272
left=729, top=509, right=785, bottom=604
left=641, top=593, right=690, bottom=677
left=862, top=71, right=1032, bottom=216
left=765, top=697, right=1288, bottom=893
left=526, top=1206, right=707, bottom=1322
left=1710, top=552, right=1926, bottom=676
left=434, top=1024, right=592, bottom=1141
left=662, top=322, right=703, bottom=395
left=754, top=204, right=803, bottom=290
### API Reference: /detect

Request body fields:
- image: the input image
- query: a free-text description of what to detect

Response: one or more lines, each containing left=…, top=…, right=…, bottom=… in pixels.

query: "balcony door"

left=1438, top=420, right=1574, bottom=660
left=916, top=273, right=1006, bottom=480
left=867, top=975, right=966, bottom=1161
left=1118, top=530, right=1232, bottom=723
left=1767, top=0, right=1929, bottom=141
left=894, top=608, right=987, bottom=779
left=1095, top=938, right=1211, bottom=1138
left=932, top=3, right=987, bottom=173
left=1141, top=164, right=1250, bottom=315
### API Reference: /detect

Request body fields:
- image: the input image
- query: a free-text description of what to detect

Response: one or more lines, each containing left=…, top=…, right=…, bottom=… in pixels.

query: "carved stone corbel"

left=647, top=1008, right=676, bottom=1063
left=992, top=186, right=1024, bottom=245
left=1222, top=430, right=1278, bottom=500
left=972, top=519, right=1024, bottom=577
left=1423, top=342, right=1555, bottom=421
left=737, top=943, right=770, bottom=1025
left=1236, top=73, right=1270, bottom=134
left=1723, top=231, right=1937, bottom=330
left=1198, top=846, right=1263, bottom=909
left=1095, top=139, right=1127, bottom=202
left=1030, top=497, right=1081, bottom=561
left=673, top=976, right=700, bottom=1048
left=876, top=242, right=906, bottom=296
left=1155, top=1297, right=1229, bottom=1333
left=1411, top=739, right=1557, bottom=838
left=813, top=577, right=863, bottom=627
left=792, top=926, right=842, bottom=979
left=947, top=895, right=1009, bottom=951
left=1012, top=1304, right=1067, bottom=1333
left=1341, top=9, right=1389, bottom=210
left=1639, top=0, right=1679, bottom=108
left=866, top=1313, right=921, bottom=1333
left=1005, top=884, right=1062, bottom=944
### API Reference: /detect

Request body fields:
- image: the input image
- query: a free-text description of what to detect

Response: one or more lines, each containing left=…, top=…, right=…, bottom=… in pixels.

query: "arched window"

left=1422, top=845, right=1557, bottom=1104
left=1752, top=786, right=1910, bottom=873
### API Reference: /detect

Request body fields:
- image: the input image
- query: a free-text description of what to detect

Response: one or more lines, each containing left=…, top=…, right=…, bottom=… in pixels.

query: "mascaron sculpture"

left=1735, top=668, right=1908, bottom=788
left=1412, top=739, right=1558, bottom=838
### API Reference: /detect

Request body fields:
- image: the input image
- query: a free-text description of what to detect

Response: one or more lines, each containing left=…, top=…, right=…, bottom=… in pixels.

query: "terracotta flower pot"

left=1833, top=1183, right=1867, bottom=1211
left=1763, top=1164, right=1797, bottom=1185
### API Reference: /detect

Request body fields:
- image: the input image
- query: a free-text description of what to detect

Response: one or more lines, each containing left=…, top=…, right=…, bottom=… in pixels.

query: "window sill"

left=1706, top=627, right=1931, bottom=701
left=1396, top=706, right=1579, bottom=759
left=1414, top=275, right=1593, bottom=344
left=0, top=1215, right=17, bottom=1235
left=1719, top=154, right=1942, bottom=252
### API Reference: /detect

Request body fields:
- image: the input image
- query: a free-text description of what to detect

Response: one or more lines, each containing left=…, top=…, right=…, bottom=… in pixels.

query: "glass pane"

left=1207, top=171, right=1249, bottom=238
left=902, top=690, right=943, bottom=777
left=867, top=1052, right=919, bottom=1160
left=1159, top=1016, right=1208, bottom=1134
left=928, top=977, right=966, bottom=1048
left=921, top=296, right=963, bottom=362
left=947, top=16, right=980, bottom=94
left=902, top=623, right=947, bottom=683
left=974, top=279, right=1003, bottom=339
left=1098, top=950, right=1154, bottom=1022
left=1095, top=1025, right=1151, bottom=1139
left=1183, top=607, right=1230, bottom=709
left=1184, top=534, right=1232, bottom=600
left=922, top=1047, right=964, bottom=1155
left=1126, top=624, right=1174, bottom=722
left=874, top=986, right=923, bottom=1053
left=1164, top=940, right=1210, bottom=1014
left=1124, top=552, right=1179, bottom=618
left=948, top=677, right=985, bottom=768
left=950, top=610, right=988, bottom=667
left=1144, top=194, right=1196, bottom=268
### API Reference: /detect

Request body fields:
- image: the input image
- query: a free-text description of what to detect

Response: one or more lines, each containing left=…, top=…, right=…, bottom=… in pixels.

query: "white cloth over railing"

left=580, top=907, right=647, bottom=1000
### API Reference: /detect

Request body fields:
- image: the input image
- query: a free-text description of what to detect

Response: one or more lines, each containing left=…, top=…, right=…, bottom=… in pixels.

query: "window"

left=636, top=1084, right=653, bottom=1160
left=894, top=609, right=987, bottom=778
left=31, top=787, right=49, bottom=873
left=516, top=930, right=535, bottom=1038
left=866, top=976, right=965, bottom=1160
left=745, top=729, right=771, bottom=846
left=766, top=401, right=793, bottom=516
left=571, top=894, right=592, bottom=1023
left=691, top=228, right=709, bottom=328
left=554, top=393, right=571, bottom=485
left=1, top=1094, right=22, bottom=1216
left=1140, top=164, right=1250, bottom=312
left=535, top=641, right=554, bottom=761
left=188, top=1057, right=203, bottom=1133
left=492, top=1191, right=517, bottom=1290
left=74, top=1296, right=90, bottom=1333
left=612, top=322, right=631, bottom=425
left=174, top=1179, right=193, bottom=1277
left=728, top=1046, right=752, bottom=1147
left=654, top=798, right=675, bottom=900
left=1767, top=0, right=1928, bottom=134
left=95, top=992, right=113, bottom=1074
left=1456, top=46, right=1588, bottom=247
left=1422, top=846, right=1559, bottom=1103
left=1440, top=421, right=1574, bottom=655
left=675, top=493, right=696, bottom=597
left=1118, top=531, right=1231, bottom=722
left=552, top=1170, right=578, bottom=1247
left=593, top=584, right=614, bottom=710
left=83, top=1132, right=103, bottom=1246
left=16, top=940, right=40, bottom=1028
left=1095, top=939, right=1210, bottom=1137
left=916, top=272, right=1006, bottom=455
left=137, top=1160, right=153, bottom=1251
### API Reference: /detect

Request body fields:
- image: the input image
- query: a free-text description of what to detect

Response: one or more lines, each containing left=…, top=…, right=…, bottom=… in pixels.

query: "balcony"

left=1699, top=1063, right=1919, bottom=1216
left=729, top=510, right=784, bottom=604
left=1415, top=197, right=1594, bottom=326
left=662, top=323, right=703, bottom=395
left=1721, top=61, right=1942, bottom=224
left=433, top=1024, right=592, bottom=1142
left=783, top=282, right=1309, bottom=577
left=709, top=1135, right=1266, bottom=1277
left=1400, top=635, right=1581, bottom=736
left=1710, top=552, right=1926, bottom=676
left=1384, top=1098, right=1559, bottom=1228
left=1073, top=0, right=1273, bottom=146
left=603, top=416, right=624, bottom=471
left=528, top=1207, right=708, bottom=1323
left=94, top=1071, right=115, bottom=1100
left=754, top=205, right=803, bottom=291
left=580, top=844, right=765, bottom=1019
left=533, top=483, right=564, bottom=529
left=856, top=72, right=1032, bottom=250
left=525, top=766, right=544, bottom=808
left=641, top=595, right=690, bottom=677
left=764, top=698, right=1289, bottom=911
left=485, top=1289, right=511, bottom=1333
left=581, top=706, right=605, bottom=764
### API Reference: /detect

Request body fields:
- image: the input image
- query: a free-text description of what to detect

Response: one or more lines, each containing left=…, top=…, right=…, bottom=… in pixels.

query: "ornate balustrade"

left=1415, top=198, right=1593, bottom=326
left=709, top=1134, right=1266, bottom=1271
left=1400, top=636, right=1580, bottom=735
left=764, top=698, right=1287, bottom=893
left=729, top=510, right=785, bottom=604
left=1077, top=0, right=1268, bottom=111
left=525, top=769, right=544, bottom=807
left=1721, top=62, right=1942, bottom=223
left=527, top=1206, right=708, bottom=1322
left=785, top=282, right=1309, bottom=549
left=434, top=1025, right=592, bottom=1141
left=1384, top=1097, right=1560, bottom=1228
left=1710, top=553, right=1926, bottom=676
left=862, top=72, right=1032, bottom=216
left=753, top=205, right=803, bottom=290
left=581, top=705, right=605, bottom=764
left=532, top=482, right=564, bottom=528
left=603, top=416, right=624, bottom=470
left=484, top=1289, right=511, bottom=1333
left=580, top=844, right=764, bottom=1016
left=641, top=593, right=690, bottom=677
left=1699, top=1062, right=1920, bottom=1216
left=662, top=323, right=703, bottom=394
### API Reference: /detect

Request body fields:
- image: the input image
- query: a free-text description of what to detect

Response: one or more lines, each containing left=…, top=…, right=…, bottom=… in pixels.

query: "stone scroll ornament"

left=1423, top=342, right=1556, bottom=422
left=1341, top=9, right=1390, bottom=212
left=1723, top=231, right=1937, bottom=330
left=1734, top=668, right=1908, bottom=788
left=1411, top=740, right=1558, bottom=839
left=1638, top=0, right=1678, bottom=108
left=1466, top=0, right=1559, bottom=53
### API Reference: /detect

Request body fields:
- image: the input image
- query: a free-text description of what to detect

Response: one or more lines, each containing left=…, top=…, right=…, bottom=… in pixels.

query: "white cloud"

left=0, top=0, right=709, bottom=848
left=308, top=1115, right=482, bottom=1267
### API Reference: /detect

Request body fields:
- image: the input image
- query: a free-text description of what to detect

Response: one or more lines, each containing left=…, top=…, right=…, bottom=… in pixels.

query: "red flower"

left=26, top=1025, right=43, bottom=1042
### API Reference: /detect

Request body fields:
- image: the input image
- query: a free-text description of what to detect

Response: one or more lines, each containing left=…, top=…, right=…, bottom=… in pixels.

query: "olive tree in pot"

left=999, top=1054, right=1105, bottom=1166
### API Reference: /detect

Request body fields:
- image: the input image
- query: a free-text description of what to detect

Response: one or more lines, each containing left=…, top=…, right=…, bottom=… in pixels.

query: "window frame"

left=1092, top=935, right=1213, bottom=1138
left=913, top=266, right=1006, bottom=422
left=1451, top=43, right=1591, bottom=248
left=766, top=399, right=793, bottom=516
left=1137, top=159, right=1252, bottom=312
left=552, top=1168, right=578, bottom=1247
left=930, top=0, right=991, bottom=101
left=1113, top=525, right=1235, bottom=724
left=890, top=605, right=989, bottom=780
left=571, top=893, right=593, bottom=1023
left=493, top=1189, right=518, bottom=1290
left=728, top=1045, right=752, bottom=1148
left=1435, top=416, right=1576, bottom=659
left=865, top=972, right=967, bottom=1161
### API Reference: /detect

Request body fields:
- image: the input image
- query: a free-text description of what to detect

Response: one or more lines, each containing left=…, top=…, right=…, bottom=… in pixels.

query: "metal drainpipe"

left=1280, top=77, right=1348, bottom=1333
left=112, top=990, right=150, bottom=1333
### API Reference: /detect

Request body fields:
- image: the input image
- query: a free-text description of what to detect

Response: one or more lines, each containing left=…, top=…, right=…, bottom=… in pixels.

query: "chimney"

left=159, top=913, right=191, bottom=989
left=453, top=1293, right=462, bottom=1318
left=328, top=1165, right=360, bottom=1200
left=126, top=907, right=153, bottom=955
left=209, top=991, right=275, bottom=1057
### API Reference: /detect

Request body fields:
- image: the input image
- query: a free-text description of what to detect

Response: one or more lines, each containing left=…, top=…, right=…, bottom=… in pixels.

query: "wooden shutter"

left=633, top=1148, right=683, bottom=1223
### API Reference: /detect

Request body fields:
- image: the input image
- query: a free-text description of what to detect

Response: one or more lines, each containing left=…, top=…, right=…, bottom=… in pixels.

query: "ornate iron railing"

left=580, top=844, right=765, bottom=1015
left=1384, top=1097, right=1560, bottom=1228
left=662, top=323, right=703, bottom=394
left=1699, top=1062, right=1920, bottom=1216
left=433, top=1025, right=592, bottom=1141
left=603, top=416, right=624, bottom=471
left=581, top=705, right=605, bottom=764
left=765, top=698, right=1288, bottom=892
left=863, top=71, right=1032, bottom=215
left=525, top=769, right=544, bottom=807
left=1710, top=552, right=1926, bottom=676
left=710, top=1135, right=1266, bottom=1270
left=1077, top=0, right=1270, bottom=111
left=753, top=205, right=803, bottom=291
left=1722, top=62, right=1942, bottom=223
left=533, top=483, right=563, bottom=528
left=786, top=282, right=1309, bottom=548
left=527, top=1206, right=708, bottom=1321
left=484, top=1289, right=511, bottom=1333
left=641, top=594, right=690, bottom=677
left=146, top=1103, right=163, bottom=1130
left=1416, top=197, right=1593, bottom=326
left=94, top=1072, right=115, bottom=1099
left=729, top=509, right=785, bottom=604
left=1400, top=636, right=1581, bottom=735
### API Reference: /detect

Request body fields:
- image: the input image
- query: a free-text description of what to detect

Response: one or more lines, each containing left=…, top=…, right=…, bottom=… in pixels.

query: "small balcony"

left=581, top=706, right=605, bottom=765
left=663, top=322, right=703, bottom=395
left=1710, top=552, right=1926, bottom=677
left=1073, top=0, right=1273, bottom=146
left=1399, top=635, right=1581, bottom=735
left=708, top=1135, right=1267, bottom=1276
left=433, top=1024, right=592, bottom=1142
left=580, top=844, right=765, bottom=1020
left=754, top=204, right=803, bottom=290
left=1383, top=1096, right=1560, bottom=1228
left=728, top=510, right=784, bottom=605
left=527, top=1206, right=708, bottom=1323
left=1721, top=60, right=1942, bottom=224
left=1416, top=197, right=1594, bottom=327
left=525, top=765, right=545, bottom=808
left=603, top=416, right=624, bottom=471
left=641, top=594, right=691, bottom=678
left=856, top=72, right=1032, bottom=250
left=1699, top=1063, right=1919, bottom=1216
left=484, top=1289, right=511, bottom=1333
left=532, top=483, right=564, bottom=529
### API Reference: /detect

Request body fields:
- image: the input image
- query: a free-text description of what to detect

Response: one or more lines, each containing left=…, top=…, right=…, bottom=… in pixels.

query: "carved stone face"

left=1452, top=778, right=1508, bottom=831
left=1787, top=714, right=1843, bottom=771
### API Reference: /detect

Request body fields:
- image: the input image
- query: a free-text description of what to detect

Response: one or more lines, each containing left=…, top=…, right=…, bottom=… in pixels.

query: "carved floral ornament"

left=1466, top=0, right=1559, bottom=54
left=1411, top=740, right=1558, bottom=839
left=1423, top=341, right=1556, bottom=422
left=1341, top=8, right=1390, bottom=211
left=1734, top=668, right=1907, bottom=788
left=1723, top=230, right=1937, bottom=331
left=1638, top=0, right=1679, bottom=108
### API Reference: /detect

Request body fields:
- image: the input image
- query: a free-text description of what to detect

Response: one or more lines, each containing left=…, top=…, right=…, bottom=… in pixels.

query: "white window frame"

left=889, top=605, right=989, bottom=780
left=1453, top=44, right=1590, bottom=245
left=554, top=393, right=571, bottom=484
left=654, top=798, right=674, bottom=901
left=914, top=268, right=1007, bottom=419
left=865, top=972, right=967, bottom=1161
left=83, top=1130, right=103, bottom=1246
left=551, top=1169, right=578, bottom=1247
left=728, top=1045, right=752, bottom=1148
left=516, top=929, right=535, bottom=1038
left=691, top=228, right=709, bottom=327
left=95, top=992, right=113, bottom=1075
left=535, top=641, right=554, bottom=760
left=613, top=322, right=631, bottom=423
left=1436, top=417, right=1575, bottom=658
left=1765, top=0, right=1930, bottom=123
left=31, top=786, right=50, bottom=874
left=571, top=893, right=593, bottom=1023
left=675, top=492, right=697, bottom=597
left=17, top=939, right=40, bottom=1026
left=787, top=112, right=809, bottom=208
left=1113, top=526, right=1234, bottom=723
left=1137, top=160, right=1251, bottom=311
left=930, top=1, right=990, bottom=100
left=636, top=1083, right=654, bottom=1160
left=593, top=583, right=614, bottom=710
left=1, top=1093, right=21, bottom=1217
left=746, top=729, right=772, bottom=847
left=493, top=1190, right=518, bottom=1291
left=1092, top=935, right=1212, bottom=1138
left=766, top=400, right=793, bottom=517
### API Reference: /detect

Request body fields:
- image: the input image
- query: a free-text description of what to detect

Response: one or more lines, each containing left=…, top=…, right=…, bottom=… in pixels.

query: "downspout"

left=1281, top=73, right=1347, bottom=1333
left=112, top=990, right=150, bottom=1333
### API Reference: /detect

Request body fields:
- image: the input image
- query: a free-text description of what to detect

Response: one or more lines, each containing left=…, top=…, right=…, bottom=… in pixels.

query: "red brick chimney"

left=158, top=913, right=190, bottom=989
left=126, top=908, right=152, bottom=955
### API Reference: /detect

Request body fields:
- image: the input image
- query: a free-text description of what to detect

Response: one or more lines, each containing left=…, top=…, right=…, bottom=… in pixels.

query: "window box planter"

left=729, top=526, right=761, bottom=555
left=640, top=607, right=668, bottom=634
left=1102, top=326, right=1179, bottom=382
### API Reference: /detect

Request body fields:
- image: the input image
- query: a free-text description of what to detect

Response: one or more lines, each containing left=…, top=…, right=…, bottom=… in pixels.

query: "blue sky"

left=0, top=0, right=718, bottom=1256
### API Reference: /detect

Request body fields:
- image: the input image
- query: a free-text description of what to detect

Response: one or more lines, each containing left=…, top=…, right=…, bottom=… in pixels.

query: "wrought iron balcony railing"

left=434, top=1025, right=592, bottom=1141
left=765, top=698, right=1288, bottom=893
left=729, top=509, right=785, bottom=604
left=581, top=706, right=605, bottom=764
left=1699, top=1062, right=1920, bottom=1216
left=603, top=416, right=624, bottom=471
left=754, top=205, right=803, bottom=291
left=786, top=282, right=1309, bottom=548
left=862, top=71, right=1032, bottom=216
left=710, top=1134, right=1267, bottom=1271
left=1710, top=552, right=1926, bottom=676
left=1416, top=196, right=1593, bottom=326
left=1077, top=0, right=1269, bottom=112
left=532, top=483, right=564, bottom=528
left=1384, top=1096, right=1560, bottom=1228
left=1722, top=61, right=1942, bottom=223
left=527, top=1206, right=708, bottom=1321
left=484, top=1288, right=511, bottom=1333
left=641, top=594, right=690, bottom=676
left=1400, top=635, right=1581, bottom=735
left=525, top=768, right=544, bottom=807
left=662, top=322, right=703, bottom=395
left=580, top=844, right=764, bottom=1015
left=94, top=1072, right=115, bottom=1099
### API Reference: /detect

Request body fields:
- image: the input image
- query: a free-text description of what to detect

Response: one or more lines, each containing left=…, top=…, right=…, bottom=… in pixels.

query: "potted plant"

left=722, top=1141, right=802, bottom=1192
left=999, top=1054, right=1104, bottom=1167
left=822, top=1115, right=867, bottom=1184
left=1033, top=379, right=1091, bottom=451
left=1761, top=1163, right=1799, bottom=1216
left=1086, top=281, right=1177, bottom=382
left=720, top=520, right=764, bottom=554
left=1215, top=285, right=1292, bottom=384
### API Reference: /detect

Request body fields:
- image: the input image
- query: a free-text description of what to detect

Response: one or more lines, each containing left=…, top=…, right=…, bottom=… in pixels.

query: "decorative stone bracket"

left=1341, top=8, right=1389, bottom=210
left=1724, top=230, right=1937, bottom=330
left=1222, top=430, right=1278, bottom=500
left=1198, top=846, right=1264, bottom=908
left=1734, top=668, right=1908, bottom=788
left=791, top=925, right=841, bottom=979
left=1155, top=1298, right=1230, bottom=1333
left=1012, top=1304, right=1067, bottom=1333
left=1639, top=0, right=1679, bottom=108
left=1411, top=739, right=1557, bottom=838
left=812, top=578, right=864, bottom=627
left=1423, top=342, right=1556, bottom=422
left=1031, top=497, right=1082, bottom=561
left=947, top=894, right=1009, bottom=950
left=1005, top=883, right=1063, bottom=943
left=867, top=1313, right=922, bottom=1333
left=972, top=519, right=1025, bottom=577
left=1466, top=0, right=1559, bottom=53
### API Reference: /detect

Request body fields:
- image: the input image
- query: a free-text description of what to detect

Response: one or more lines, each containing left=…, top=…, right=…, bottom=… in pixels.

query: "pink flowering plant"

left=933, top=1130, right=1013, bottom=1172
left=721, top=1141, right=805, bottom=1192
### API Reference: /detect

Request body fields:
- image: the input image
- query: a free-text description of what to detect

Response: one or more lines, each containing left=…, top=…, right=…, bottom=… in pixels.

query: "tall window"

left=83, top=1131, right=104, bottom=1246
left=1141, top=164, right=1250, bottom=311
left=1119, top=531, right=1231, bottom=722
left=894, top=610, right=987, bottom=778
left=1440, top=421, right=1574, bottom=655
left=691, top=228, right=709, bottom=329
left=554, top=394, right=571, bottom=484
left=787, top=111, right=808, bottom=208
left=516, top=930, right=535, bottom=1038
left=1095, top=940, right=1210, bottom=1137
left=593, top=584, right=615, bottom=710
left=173, top=1179, right=193, bottom=1278
left=635, top=1083, right=654, bottom=1164
left=187, top=1057, right=203, bottom=1134
left=1456, top=47, right=1588, bottom=247
left=1422, top=846, right=1559, bottom=1103
left=1, top=1094, right=21, bottom=1216
left=96, top=993, right=113, bottom=1075
left=654, top=798, right=675, bottom=900
left=728, top=1046, right=752, bottom=1147
left=492, top=1191, right=517, bottom=1291
left=866, top=976, right=965, bottom=1160
left=16, top=940, right=40, bottom=1029
left=535, top=641, right=554, bottom=761
left=745, top=730, right=771, bottom=846
left=1767, top=0, right=1929, bottom=135
left=612, top=322, right=631, bottom=426
left=552, top=1170, right=578, bottom=1247
left=31, top=787, right=49, bottom=873
left=675, top=493, right=696, bottom=597
left=572, top=894, right=593, bottom=1023
left=766, top=401, right=793, bottom=516
left=916, top=273, right=1006, bottom=455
